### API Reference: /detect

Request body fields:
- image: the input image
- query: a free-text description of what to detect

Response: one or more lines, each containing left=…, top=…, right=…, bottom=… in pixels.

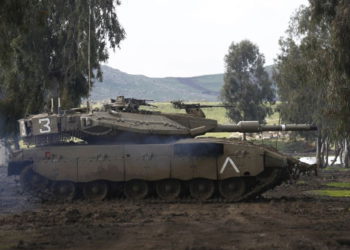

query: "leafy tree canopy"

left=308, top=0, right=350, bottom=136
left=0, top=0, right=125, bottom=136
left=276, top=1, right=350, bottom=138
left=221, top=40, right=274, bottom=123
left=274, top=3, right=350, bottom=166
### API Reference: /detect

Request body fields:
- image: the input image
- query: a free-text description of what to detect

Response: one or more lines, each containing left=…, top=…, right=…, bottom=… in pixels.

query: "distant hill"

left=91, top=65, right=275, bottom=102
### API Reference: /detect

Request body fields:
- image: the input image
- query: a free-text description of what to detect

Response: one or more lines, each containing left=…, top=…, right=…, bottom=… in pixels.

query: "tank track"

left=20, top=162, right=310, bottom=203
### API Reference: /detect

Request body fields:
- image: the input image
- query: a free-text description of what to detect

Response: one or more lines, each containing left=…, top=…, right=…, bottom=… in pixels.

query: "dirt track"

left=1, top=166, right=350, bottom=250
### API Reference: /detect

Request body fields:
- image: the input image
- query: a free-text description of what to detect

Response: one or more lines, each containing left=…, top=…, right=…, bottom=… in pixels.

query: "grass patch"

left=307, top=189, right=350, bottom=197
left=199, top=132, right=232, bottom=138
left=146, top=101, right=281, bottom=125
left=323, top=167, right=350, bottom=172
left=325, top=182, right=350, bottom=189
left=146, top=102, right=232, bottom=124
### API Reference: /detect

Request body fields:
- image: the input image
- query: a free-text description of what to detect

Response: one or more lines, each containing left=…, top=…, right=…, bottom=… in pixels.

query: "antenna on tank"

left=87, top=0, right=92, bottom=113
left=50, top=98, right=54, bottom=113
left=58, top=97, right=61, bottom=114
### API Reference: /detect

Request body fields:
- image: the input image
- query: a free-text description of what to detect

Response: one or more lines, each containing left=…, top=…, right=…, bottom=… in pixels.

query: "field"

left=1, top=166, right=350, bottom=249
left=145, top=101, right=280, bottom=125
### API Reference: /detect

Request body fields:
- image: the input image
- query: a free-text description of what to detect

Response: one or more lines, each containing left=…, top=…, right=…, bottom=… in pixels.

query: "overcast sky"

left=106, top=0, right=309, bottom=77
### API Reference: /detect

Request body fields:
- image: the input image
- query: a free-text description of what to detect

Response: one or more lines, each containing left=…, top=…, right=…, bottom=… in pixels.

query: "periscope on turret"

left=9, top=96, right=317, bottom=202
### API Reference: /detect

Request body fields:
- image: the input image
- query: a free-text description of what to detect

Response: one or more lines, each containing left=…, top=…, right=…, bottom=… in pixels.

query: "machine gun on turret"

left=171, top=100, right=234, bottom=117
left=106, top=96, right=157, bottom=113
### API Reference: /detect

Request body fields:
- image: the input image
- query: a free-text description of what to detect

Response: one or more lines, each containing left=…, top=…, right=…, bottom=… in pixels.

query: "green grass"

left=325, top=182, right=350, bottom=189
left=307, top=189, right=350, bottom=197
left=296, top=180, right=307, bottom=185
left=306, top=181, right=350, bottom=197
left=199, top=132, right=232, bottom=138
left=145, top=101, right=282, bottom=138
left=150, top=102, right=281, bottom=125
left=267, top=108, right=280, bottom=124
left=145, top=102, right=231, bottom=124
left=323, top=167, right=350, bottom=172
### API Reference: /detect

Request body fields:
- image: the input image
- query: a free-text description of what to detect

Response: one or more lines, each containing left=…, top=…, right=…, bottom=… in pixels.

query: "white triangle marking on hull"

left=220, top=156, right=240, bottom=174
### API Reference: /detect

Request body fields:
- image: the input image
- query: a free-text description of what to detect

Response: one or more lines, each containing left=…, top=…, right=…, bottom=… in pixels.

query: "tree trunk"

left=339, top=141, right=344, bottom=166
left=320, top=139, right=326, bottom=167
left=342, top=139, right=349, bottom=168
left=324, top=138, right=329, bottom=168
left=0, top=139, right=7, bottom=167
left=316, top=134, right=323, bottom=168
left=330, top=142, right=340, bottom=167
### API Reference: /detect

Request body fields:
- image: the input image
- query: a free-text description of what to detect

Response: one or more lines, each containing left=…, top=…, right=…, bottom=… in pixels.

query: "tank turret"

left=18, top=98, right=316, bottom=146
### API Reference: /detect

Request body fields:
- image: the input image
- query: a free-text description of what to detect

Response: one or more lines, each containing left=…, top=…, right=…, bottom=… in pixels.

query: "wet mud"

left=1, top=166, right=350, bottom=250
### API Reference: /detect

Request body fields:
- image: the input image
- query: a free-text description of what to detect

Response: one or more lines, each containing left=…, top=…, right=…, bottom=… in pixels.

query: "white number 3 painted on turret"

left=38, top=118, right=51, bottom=133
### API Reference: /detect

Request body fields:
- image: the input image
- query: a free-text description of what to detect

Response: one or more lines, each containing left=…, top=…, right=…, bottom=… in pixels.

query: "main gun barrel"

left=213, top=121, right=317, bottom=133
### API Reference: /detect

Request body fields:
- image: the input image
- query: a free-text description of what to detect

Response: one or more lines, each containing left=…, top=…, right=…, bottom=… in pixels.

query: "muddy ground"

left=1, top=166, right=350, bottom=250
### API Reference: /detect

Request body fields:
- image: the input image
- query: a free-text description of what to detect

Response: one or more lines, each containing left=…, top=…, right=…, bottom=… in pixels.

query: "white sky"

left=106, top=0, right=309, bottom=77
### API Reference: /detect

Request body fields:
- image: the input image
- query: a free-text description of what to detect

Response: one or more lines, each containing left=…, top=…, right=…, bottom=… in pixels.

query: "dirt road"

left=1, top=166, right=350, bottom=250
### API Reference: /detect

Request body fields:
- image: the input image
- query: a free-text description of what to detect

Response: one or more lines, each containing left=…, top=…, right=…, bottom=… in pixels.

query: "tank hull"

left=8, top=138, right=306, bottom=201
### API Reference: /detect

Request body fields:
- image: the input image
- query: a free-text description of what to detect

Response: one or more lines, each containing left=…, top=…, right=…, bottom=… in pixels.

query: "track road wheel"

left=124, top=180, right=149, bottom=200
left=83, top=181, right=109, bottom=201
left=20, top=166, right=48, bottom=194
left=189, top=179, right=214, bottom=201
left=156, top=179, right=181, bottom=200
left=219, top=178, right=246, bottom=201
left=51, top=181, right=76, bottom=201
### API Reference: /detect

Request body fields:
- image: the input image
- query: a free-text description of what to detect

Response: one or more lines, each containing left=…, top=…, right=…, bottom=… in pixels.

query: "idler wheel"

left=51, top=181, right=76, bottom=201
left=20, top=166, right=48, bottom=193
left=189, top=179, right=214, bottom=201
left=124, top=180, right=149, bottom=200
left=156, top=179, right=181, bottom=200
left=257, top=168, right=280, bottom=184
left=82, top=181, right=109, bottom=201
left=219, top=178, right=246, bottom=201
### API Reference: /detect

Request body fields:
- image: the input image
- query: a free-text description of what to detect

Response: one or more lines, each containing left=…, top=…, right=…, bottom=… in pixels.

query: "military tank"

left=8, top=97, right=317, bottom=201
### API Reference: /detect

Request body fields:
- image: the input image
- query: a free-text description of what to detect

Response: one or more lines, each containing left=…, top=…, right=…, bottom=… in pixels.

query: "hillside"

left=91, top=65, right=223, bottom=102
left=91, top=65, right=275, bottom=102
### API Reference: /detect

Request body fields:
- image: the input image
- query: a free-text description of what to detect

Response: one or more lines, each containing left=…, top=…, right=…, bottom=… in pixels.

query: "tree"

left=0, top=0, right=125, bottom=137
left=274, top=7, right=329, bottom=129
left=274, top=29, right=328, bottom=166
left=221, top=40, right=275, bottom=126
left=274, top=5, right=350, bottom=167
left=308, top=0, right=350, bottom=137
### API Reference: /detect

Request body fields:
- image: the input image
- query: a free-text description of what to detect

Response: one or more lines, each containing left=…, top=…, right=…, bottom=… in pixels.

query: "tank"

left=7, top=97, right=317, bottom=201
